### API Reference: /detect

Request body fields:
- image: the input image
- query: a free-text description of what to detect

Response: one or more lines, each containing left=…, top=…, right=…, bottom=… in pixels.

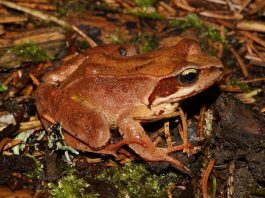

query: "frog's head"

left=148, top=39, right=223, bottom=113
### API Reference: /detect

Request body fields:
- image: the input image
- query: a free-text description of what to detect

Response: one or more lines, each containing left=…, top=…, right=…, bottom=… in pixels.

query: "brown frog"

left=35, top=39, right=223, bottom=174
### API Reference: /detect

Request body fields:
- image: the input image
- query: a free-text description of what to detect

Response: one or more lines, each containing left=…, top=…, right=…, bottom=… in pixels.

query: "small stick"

left=197, top=106, right=206, bottom=138
left=173, top=0, right=196, bottom=12
left=166, top=143, right=194, bottom=154
left=239, top=77, right=265, bottom=83
left=229, top=45, right=249, bottom=77
left=240, top=31, right=265, bottom=48
left=29, top=73, right=40, bottom=86
left=179, top=107, right=188, bottom=147
left=0, top=0, right=97, bottom=47
left=150, top=127, right=164, bottom=141
left=167, top=183, right=176, bottom=198
left=0, top=15, right=27, bottom=23
left=3, top=139, right=22, bottom=150
left=0, top=137, right=12, bottom=152
left=199, top=11, right=243, bottom=20
left=237, top=20, right=265, bottom=33
left=237, top=0, right=252, bottom=13
left=202, top=159, right=215, bottom=198
left=164, top=121, right=172, bottom=148
left=84, top=157, right=102, bottom=164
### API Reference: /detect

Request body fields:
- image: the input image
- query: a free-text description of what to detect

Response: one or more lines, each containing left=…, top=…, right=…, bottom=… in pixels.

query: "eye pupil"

left=119, top=47, right=127, bottom=56
left=178, top=68, right=198, bottom=85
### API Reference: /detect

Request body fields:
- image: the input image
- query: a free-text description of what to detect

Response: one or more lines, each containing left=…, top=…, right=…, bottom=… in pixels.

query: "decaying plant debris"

left=0, top=0, right=264, bottom=197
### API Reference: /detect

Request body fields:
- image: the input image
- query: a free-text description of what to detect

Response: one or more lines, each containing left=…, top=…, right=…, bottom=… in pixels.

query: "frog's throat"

left=150, top=102, right=179, bottom=116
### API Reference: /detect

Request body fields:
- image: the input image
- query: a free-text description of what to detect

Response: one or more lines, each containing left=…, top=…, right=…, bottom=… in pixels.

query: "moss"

left=54, top=0, right=87, bottom=17
left=128, top=8, right=165, bottom=20
left=48, top=173, right=98, bottom=198
left=106, top=29, right=126, bottom=44
left=24, top=155, right=44, bottom=179
left=0, top=84, right=8, bottom=92
left=134, top=0, right=157, bottom=7
left=9, top=42, right=52, bottom=63
left=97, top=162, right=181, bottom=198
left=169, top=14, right=202, bottom=29
left=228, top=79, right=250, bottom=91
left=131, top=33, right=158, bottom=53
left=205, top=25, right=227, bottom=46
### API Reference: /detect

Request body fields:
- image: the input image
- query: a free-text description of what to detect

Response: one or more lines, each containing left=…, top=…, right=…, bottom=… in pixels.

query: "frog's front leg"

left=117, top=106, right=191, bottom=174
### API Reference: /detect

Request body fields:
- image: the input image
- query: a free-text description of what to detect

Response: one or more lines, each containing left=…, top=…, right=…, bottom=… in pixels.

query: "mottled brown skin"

left=35, top=39, right=223, bottom=174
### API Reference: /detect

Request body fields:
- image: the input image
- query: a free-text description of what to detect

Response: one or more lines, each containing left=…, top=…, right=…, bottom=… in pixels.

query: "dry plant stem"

left=202, top=159, right=215, bottom=198
left=179, top=107, right=188, bottom=147
left=240, top=31, right=265, bottom=48
left=29, top=73, right=40, bottom=86
left=197, top=106, right=206, bottom=138
left=167, top=183, right=177, bottom=198
left=84, top=157, right=102, bottom=164
left=173, top=0, right=196, bottom=12
left=250, top=45, right=265, bottom=63
left=239, top=77, right=265, bottom=83
left=199, top=11, right=243, bottom=20
left=237, top=20, right=265, bottom=33
left=22, top=85, right=34, bottom=96
left=16, top=2, right=56, bottom=11
left=3, top=139, right=22, bottom=150
left=150, top=127, right=164, bottom=141
left=229, top=45, right=249, bottom=77
left=19, top=119, right=42, bottom=131
left=0, top=0, right=97, bottom=47
left=134, top=111, right=180, bottom=123
left=237, top=0, right=252, bottom=13
left=166, top=143, right=193, bottom=154
left=164, top=121, right=172, bottom=148
left=0, top=137, right=12, bottom=152
left=0, top=15, right=27, bottom=23
left=119, top=157, right=131, bottom=164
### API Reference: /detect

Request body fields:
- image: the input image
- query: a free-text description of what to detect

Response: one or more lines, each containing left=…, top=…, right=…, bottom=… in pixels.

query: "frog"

left=35, top=39, right=223, bottom=174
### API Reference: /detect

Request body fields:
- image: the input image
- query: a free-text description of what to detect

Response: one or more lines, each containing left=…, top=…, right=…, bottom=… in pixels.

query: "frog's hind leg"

left=117, top=114, right=191, bottom=175
left=36, top=86, right=111, bottom=149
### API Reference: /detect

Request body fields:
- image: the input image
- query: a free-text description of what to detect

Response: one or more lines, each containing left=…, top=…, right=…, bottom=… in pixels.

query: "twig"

left=167, top=183, right=176, bottom=198
left=29, top=73, right=40, bottom=86
left=197, top=106, right=206, bottom=138
left=0, top=14, right=27, bottom=23
left=164, top=121, right=172, bottom=148
left=199, top=11, right=243, bottom=20
left=240, top=31, right=265, bottom=48
left=237, top=20, right=265, bottom=33
left=173, top=0, right=196, bottom=12
left=229, top=45, right=249, bottom=77
left=0, top=0, right=97, bottom=47
left=3, top=139, right=22, bottom=150
left=179, top=107, right=188, bottom=147
left=239, top=77, right=265, bottom=83
left=237, top=0, right=252, bottom=13
left=202, top=159, right=215, bottom=198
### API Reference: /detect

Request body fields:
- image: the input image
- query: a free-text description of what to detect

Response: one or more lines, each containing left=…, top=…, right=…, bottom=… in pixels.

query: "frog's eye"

left=177, top=68, right=198, bottom=85
left=119, top=47, right=127, bottom=56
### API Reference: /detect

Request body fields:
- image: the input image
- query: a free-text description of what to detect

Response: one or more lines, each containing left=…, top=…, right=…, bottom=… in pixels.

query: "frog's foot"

left=118, top=117, right=191, bottom=175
